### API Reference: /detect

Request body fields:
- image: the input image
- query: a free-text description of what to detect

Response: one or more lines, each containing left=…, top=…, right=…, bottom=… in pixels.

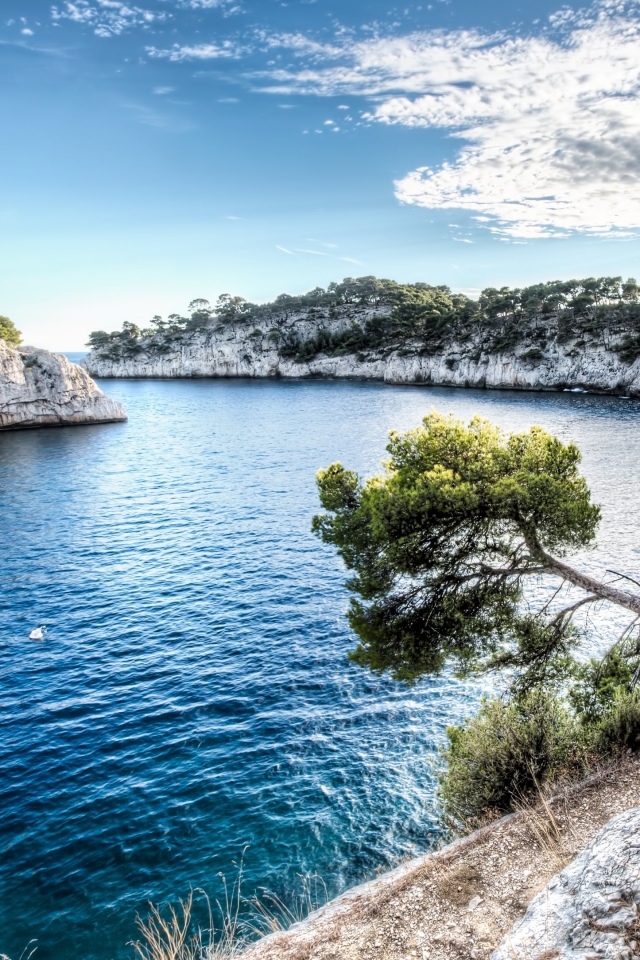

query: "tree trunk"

left=541, top=549, right=640, bottom=616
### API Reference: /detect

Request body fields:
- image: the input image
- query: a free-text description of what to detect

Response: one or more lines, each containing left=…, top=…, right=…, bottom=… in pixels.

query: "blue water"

left=1, top=379, right=639, bottom=960
left=61, top=352, right=87, bottom=364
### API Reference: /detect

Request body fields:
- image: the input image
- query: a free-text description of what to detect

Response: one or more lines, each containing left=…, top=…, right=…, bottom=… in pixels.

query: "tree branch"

left=548, top=595, right=599, bottom=626
left=606, top=569, right=640, bottom=591
left=544, top=554, right=640, bottom=615
left=522, top=532, right=640, bottom=615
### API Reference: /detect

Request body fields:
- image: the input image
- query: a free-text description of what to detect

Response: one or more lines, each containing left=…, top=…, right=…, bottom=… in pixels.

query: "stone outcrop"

left=493, top=806, right=640, bottom=959
left=82, top=306, right=640, bottom=396
left=0, top=341, right=127, bottom=430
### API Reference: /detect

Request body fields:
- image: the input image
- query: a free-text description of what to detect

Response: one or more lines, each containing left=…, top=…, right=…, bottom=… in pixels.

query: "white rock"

left=0, top=342, right=127, bottom=430
left=82, top=307, right=640, bottom=397
left=492, top=806, right=640, bottom=959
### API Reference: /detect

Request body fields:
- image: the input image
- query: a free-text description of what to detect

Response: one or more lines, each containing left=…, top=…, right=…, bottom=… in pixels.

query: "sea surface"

left=1, top=379, right=639, bottom=960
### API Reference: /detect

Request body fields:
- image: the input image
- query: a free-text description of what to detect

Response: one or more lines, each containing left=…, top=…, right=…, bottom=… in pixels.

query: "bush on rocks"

left=438, top=689, right=584, bottom=827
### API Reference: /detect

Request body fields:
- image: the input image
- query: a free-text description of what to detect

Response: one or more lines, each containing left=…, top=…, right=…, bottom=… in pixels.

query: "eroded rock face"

left=492, top=806, right=640, bottom=959
left=0, top=342, right=127, bottom=430
left=82, top=308, right=640, bottom=396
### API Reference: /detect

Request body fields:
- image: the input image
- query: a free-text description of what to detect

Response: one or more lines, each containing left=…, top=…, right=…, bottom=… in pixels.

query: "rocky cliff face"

left=82, top=304, right=640, bottom=396
left=0, top=342, right=127, bottom=430
left=493, top=805, right=640, bottom=959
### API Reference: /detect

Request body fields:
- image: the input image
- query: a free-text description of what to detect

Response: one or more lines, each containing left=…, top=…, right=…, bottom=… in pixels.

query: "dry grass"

left=131, top=873, right=246, bottom=960
left=131, top=872, right=329, bottom=960
left=249, top=876, right=329, bottom=939
left=514, top=785, right=576, bottom=874
left=0, top=943, right=38, bottom=960
left=240, top=756, right=640, bottom=960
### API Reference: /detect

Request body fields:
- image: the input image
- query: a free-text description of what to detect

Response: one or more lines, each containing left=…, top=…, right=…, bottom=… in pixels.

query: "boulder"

left=493, top=806, right=640, bottom=959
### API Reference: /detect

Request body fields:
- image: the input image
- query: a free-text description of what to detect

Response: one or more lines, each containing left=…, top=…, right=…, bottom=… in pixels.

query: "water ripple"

left=0, top=379, right=638, bottom=959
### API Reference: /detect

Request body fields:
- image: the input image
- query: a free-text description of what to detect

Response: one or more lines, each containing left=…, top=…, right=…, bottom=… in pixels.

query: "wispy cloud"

left=47, top=0, right=640, bottom=239
left=276, top=244, right=296, bottom=255
left=147, top=40, right=242, bottom=60
left=50, top=0, right=239, bottom=37
left=179, top=0, right=241, bottom=10
left=51, top=0, right=165, bottom=36
left=295, top=248, right=329, bottom=255
left=255, top=2, right=640, bottom=239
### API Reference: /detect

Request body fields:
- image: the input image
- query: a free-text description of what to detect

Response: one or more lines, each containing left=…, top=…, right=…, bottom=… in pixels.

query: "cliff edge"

left=83, top=316, right=640, bottom=396
left=81, top=275, right=640, bottom=396
left=239, top=759, right=640, bottom=960
left=0, top=341, right=127, bottom=430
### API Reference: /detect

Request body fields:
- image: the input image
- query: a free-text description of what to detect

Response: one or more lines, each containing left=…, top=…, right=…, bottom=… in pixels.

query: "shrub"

left=438, top=689, right=583, bottom=827
left=0, top=315, right=22, bottom=346
left=520, top=347, right=544, bottom=361
left=594, top=689, right=640, bottom=754
left=616, top=334, right=640, bottom=364
left=569, top=652, right=633, bottom=726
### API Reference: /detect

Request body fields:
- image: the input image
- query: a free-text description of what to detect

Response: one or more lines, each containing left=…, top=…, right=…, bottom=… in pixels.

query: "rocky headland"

left=82, top=275, right=640, bottom=396
left=0, top=341, right=127, bottom=430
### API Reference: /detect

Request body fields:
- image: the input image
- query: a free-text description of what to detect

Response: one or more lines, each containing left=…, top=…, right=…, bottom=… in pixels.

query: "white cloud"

left=295, top=248, right=329, bottom=255
left=179, top=0, right=240, bottom=8
left=276, top=245, right=296, bottom=255
left=21, top=27, right=34, bottom=35
left=153, top=86, right=174, bottom=94
left=147, top=40, right=242, bottom=59
left=257, top=2, right=640, bottom=239
left=51, top=0, right=164, bottom=36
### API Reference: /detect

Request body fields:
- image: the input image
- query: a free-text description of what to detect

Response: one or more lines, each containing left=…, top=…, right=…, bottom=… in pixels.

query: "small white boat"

left=29, top=626, right=46, bottom=640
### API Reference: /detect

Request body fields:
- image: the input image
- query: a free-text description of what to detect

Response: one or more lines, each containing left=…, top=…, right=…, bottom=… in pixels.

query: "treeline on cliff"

left=86, top=274, right=640, bottom=364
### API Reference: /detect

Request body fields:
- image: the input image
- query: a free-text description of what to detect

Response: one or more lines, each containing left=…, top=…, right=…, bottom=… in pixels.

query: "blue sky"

left=3, top=0, right=640, bottom=349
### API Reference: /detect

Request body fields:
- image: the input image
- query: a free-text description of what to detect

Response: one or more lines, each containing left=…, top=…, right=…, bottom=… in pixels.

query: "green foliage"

left=594, top=689, right=640, bottom=754
left=85, top=273, right=640, bottom=363
left=569, top=652, right=635, bottom=725
left=489, top=617, right=579, bottom=696
left=313, top=412, right=600, bottom=682
left=615, top=334, right=640, bottom=364
left=439, top=690, right=582, bottom=826
left=0, top=315, right=22, bottom=346
left=311, top=403, right=640, bottom=827
left=439, top=648, right=640, bottom=824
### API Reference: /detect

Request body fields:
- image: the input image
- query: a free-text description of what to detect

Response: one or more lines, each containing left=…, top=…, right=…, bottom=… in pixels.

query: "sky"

left=3, top=0, right=640, bottom=349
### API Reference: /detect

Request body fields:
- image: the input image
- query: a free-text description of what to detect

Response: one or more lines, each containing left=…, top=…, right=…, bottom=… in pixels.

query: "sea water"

left=1, top=379, right=638, bottom=959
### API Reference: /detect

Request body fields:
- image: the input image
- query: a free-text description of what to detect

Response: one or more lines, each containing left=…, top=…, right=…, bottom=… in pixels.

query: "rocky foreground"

left=494, top=804, right=640, bottom=959
left=241, top=759, right=640, bottom=960
left=0, top=341, right=127, bottom=430
left=82, top=302, right=640, bottom=396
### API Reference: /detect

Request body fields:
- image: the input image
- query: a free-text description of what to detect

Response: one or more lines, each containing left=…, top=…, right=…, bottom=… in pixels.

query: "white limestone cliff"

left=82, top=306, right=640, bottom=396
left=0, top=341, right=127, bottom=430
